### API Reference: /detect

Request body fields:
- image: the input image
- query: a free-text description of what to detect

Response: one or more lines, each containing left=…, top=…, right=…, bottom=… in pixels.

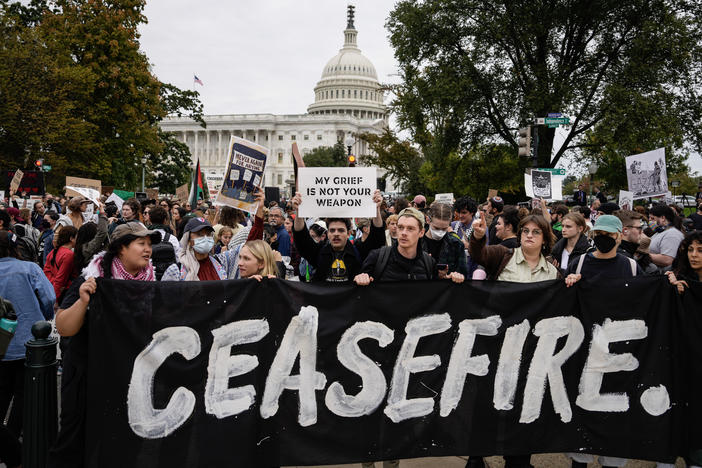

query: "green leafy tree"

left=302, top=142, right=347, bottom=167
left=387, top=0, right=702, bottom=183
left=359, top=129, right=426, bottom=195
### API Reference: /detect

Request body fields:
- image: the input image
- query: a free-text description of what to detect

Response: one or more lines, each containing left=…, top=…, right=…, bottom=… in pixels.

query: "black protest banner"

left=85, top=277, right=697, bottom=468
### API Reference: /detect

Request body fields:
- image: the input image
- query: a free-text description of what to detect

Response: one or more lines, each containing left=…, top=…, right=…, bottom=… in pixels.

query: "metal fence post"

left=23, top=320, right=58, bottom=468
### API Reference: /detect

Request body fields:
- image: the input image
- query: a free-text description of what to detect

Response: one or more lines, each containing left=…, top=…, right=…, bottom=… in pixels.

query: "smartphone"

left=474, top=211, right=481, bottom=220
left=437, top=264, right=449, bottom=271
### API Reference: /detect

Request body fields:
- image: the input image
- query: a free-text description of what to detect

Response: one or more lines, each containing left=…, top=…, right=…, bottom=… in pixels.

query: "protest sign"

left=5, top=170, right=44, bottom=196
left=292, top=142, right=305, bottom=189
left=65, top=185, right=101, bottom=211
left=9, top=169, right=24, bottom=195
left=86, top=277, right=699, bottom=467
left=626, top=148, right=668, bottom=199
left=532, top=170, right=553, bottom=199
left=297, top=167, right=377, bottom=218
left=434, top=193, right=454, bottom=205
left=524, top=170, right=563, bottom=200
left=105, top=192, right=124, bottom=211
left=145, top=188, right=159, bottom=200
left=101, top=186, right=114, bottom=196
left=175, top=183, right=189, bottom=202
left=619, top=190, right=634, bottom=210
left=204, top=172, right=223, bottom=199
left=215, top=136, right=268, bottom=215
left=488, top=188, right=498, bottom=200
left=65, top=176, right=101, bottom=198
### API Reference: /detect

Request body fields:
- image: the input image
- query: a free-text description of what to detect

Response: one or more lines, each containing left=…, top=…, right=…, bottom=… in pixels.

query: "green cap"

left=593, top=214, right=622, bottom=233
left=398, top=207, right=425, bottom=227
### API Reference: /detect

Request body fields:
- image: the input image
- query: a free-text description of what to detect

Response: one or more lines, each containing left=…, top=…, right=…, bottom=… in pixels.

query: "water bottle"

left=0, top=300, right=18, bottom=360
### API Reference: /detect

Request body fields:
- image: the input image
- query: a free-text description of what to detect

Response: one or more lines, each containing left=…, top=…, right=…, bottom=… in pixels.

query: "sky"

left=139, top=0, right=400, bottom=116
left=138, top=0, right=702, bottom=175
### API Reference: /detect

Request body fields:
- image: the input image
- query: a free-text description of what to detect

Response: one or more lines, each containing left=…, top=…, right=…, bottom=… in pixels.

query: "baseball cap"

left=593, top=215, right=622, bottom=233
left=111, top=222, right=162, bottom=243
left=412, top=195, right=426, bottom=206
left=312, top=220, right=327, bottom=230
left=398, top=207, right=425, bottom=227
left=184, top=217, right=214, bottom=234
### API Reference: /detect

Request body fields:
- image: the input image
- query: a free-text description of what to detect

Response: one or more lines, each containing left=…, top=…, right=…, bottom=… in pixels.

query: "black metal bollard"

left=23, top=320, right=58, bottom=468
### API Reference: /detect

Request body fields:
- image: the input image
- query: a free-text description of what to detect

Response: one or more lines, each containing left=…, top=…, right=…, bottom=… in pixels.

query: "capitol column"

left=217, top=130, right=223, bottom=164
left=205, top=131, right=211, bottom=166
left=194, top=131, right=199, bottom=163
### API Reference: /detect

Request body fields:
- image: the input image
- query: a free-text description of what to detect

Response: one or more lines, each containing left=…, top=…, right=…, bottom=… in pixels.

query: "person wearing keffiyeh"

left=50, top=222, right=161, bottom=468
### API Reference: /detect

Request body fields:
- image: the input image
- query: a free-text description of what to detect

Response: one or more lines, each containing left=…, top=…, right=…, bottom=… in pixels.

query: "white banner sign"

left=434, top=193, right=454, bottom=205
left=524, top=170, right=563, bottom=201
left=106, top=192, right=124, bottom=211
left=298, top=167, right=377, bottom=218
left=626, top=148, right=668, bottom=199
left=618, top=190, right=634, bottom=210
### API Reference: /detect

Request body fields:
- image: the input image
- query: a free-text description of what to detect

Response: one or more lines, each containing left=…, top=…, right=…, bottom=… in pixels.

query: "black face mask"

left=594, top=234, right=617, bottom=253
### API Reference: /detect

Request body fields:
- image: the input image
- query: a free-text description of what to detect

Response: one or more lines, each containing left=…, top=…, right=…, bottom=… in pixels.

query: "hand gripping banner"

left=82, top=277, right=699, bottom=467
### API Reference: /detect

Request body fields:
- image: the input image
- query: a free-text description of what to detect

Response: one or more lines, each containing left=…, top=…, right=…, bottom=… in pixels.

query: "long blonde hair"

left=243, top=240, right=278, bottom=277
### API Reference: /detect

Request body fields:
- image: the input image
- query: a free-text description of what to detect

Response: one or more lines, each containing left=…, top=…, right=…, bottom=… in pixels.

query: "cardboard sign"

left=524, top=170, right=563, bottom=201
left=145, top=188, right=159, bottom=200
left=65, top=186, right=100, bottom=207
left=488, top=188, right=498, bottom=200
left=102, top=186, right=114, bottom=196
left=298, top=167, right=377, bottom=218
left=9, top=169, right=24, bottom=195
left=215, top=136, right=268, bottom=215
left=619, top=190, right=634, bottom=210
left=434, top=193, right=454, bottom=205
left=65, top=176, right=101, bottom=198
left=532, top=170, right=553, bottom=199
left=175, top=183, right=189, bottom=202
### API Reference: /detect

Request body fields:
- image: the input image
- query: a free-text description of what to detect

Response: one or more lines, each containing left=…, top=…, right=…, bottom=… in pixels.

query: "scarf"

left=83, top=251, right=155, bottom=281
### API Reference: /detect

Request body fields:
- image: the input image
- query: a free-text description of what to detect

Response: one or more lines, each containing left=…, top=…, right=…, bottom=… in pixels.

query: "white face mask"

left=429, top=227, right=447, bottom=240
left=193, top=236, right=214, bottom=254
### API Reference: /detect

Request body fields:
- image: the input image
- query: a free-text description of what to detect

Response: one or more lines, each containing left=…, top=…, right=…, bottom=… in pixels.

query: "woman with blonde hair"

left=239, top=239, right=283, bottom=280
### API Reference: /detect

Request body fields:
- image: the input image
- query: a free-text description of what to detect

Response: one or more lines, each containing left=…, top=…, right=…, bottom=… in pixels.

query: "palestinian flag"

left=188, top=158, right=210, bottom=208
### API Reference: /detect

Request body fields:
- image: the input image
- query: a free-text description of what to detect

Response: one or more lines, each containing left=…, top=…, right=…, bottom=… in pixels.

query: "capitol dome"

left=307, top=6, right=387, bottom=121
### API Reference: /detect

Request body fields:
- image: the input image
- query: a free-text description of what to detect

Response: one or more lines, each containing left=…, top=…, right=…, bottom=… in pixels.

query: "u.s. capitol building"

left=159, top=6, right=389, bottom=198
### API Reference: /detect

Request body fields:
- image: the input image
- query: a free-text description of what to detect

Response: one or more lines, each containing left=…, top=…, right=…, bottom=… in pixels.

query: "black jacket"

left=294, top=222, right=385, bottom=283
left=551, top=233, right=593, bottom=273
left=362, top=244, right=436, bottom=281
left=618, top=240, right=659, bottom=275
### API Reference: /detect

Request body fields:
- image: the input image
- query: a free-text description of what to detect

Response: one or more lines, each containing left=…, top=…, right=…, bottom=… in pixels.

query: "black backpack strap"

left=162, top=232, right=170, bottom=243
left=372, top=246, right=392, bottom=280
left=421, top=252, right=434, bottom=279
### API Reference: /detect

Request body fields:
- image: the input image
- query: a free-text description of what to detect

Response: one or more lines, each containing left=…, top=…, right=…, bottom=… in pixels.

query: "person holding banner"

left=51, top=222, right=163, bottom=468
left=666, top=230, right=702, bottom=293
left=291, top=189, right=386, bottom=284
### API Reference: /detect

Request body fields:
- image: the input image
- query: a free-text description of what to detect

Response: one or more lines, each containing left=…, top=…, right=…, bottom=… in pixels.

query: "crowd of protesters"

left=1, top=184, right=702, bottom=468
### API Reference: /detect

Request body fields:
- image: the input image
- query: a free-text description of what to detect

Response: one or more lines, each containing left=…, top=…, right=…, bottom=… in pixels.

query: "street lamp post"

left=588, top=162, right=599, bottom=206
left=344, top=135, right=356, bottom=167
left=141, top=156, right=147, bottom=192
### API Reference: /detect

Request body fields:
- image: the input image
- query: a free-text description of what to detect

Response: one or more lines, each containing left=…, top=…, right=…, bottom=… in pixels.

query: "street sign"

left=544, top=117, right=570, bottom=125
left=535, top=117, right=545, bottom=125
left=671, top=180, right=681, bottom=188
left=547, top=124, right=560, bottom=128
left=547, top=112, right=562, bottom=118
left=43, top=165, right=52, bottom=172
left=537, top=168, right=566, bottom=176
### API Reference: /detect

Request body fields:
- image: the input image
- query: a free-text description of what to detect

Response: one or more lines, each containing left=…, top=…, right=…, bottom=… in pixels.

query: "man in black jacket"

left=291, top=189, right=385, bottom=283
left=355, top=207, right=465, bottom=284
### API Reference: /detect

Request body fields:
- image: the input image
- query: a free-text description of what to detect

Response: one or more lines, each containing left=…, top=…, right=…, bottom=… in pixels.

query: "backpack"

left=12, top=225, right=39, bottom=264
left=151, top=232, right=177, bottom=280
left=372, top=246, right=434, bottom=280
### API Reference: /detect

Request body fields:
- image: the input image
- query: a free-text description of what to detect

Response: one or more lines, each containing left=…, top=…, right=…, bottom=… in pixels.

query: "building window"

left=365, top=90, right=368, bottom=99
left=342, top=90, right=345, bottom=98
left=317, top=134, right=323, bottom=140
left=336, top=90, right=339, bottom=98
left=291, top=135, right=296, bottom=140
left=354, top=90, right=357, bottom=98
left=304, top=134, right=309, bottom=140
left=277, top=174, right=282, bottom=185
left=278, top=153, right=283, bottom=164
left=278, top=135, right=283, bottom=140
left=265, top=135, right=269, bottom=141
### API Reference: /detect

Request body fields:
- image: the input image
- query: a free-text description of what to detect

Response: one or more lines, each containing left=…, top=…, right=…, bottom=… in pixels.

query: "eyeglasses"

left=521, top=228, right=543, bottom=236
left=625, top=225, right=643, bottom=231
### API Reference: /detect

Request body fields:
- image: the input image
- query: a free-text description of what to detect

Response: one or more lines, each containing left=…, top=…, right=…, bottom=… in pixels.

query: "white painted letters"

left=128, top=327, right=201, bottom=438
left=205, top=319, right=270, bottom=418
left=325, top=321, right=394, bottom=417
left=493, top=320, right=531, bottom=411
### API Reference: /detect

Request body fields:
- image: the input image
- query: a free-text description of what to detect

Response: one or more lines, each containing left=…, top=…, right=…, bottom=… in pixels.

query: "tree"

left=387, top=0, right=702, bottom=178
left=0, top=0, right=204, bottom=193
left=147, top=129, right=192, bottom=194
left=359, top=129, right=426, bottom=195
left=302, top=142, right=347, bottom=167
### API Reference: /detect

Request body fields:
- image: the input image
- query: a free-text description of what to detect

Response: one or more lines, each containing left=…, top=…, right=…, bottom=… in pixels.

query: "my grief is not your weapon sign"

left=298, top=167, right=376, bottom=218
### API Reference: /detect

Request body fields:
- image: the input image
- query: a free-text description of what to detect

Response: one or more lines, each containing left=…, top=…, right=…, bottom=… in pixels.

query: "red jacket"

left=43, top=246, right=75, bottom=299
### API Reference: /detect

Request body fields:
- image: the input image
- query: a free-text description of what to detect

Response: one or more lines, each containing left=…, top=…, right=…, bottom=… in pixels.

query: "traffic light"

left=517, top=126, right=531, bottom=157
left=34, top=158, right=44, bottom=170
left=348, top=154, right=356, bottom=167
